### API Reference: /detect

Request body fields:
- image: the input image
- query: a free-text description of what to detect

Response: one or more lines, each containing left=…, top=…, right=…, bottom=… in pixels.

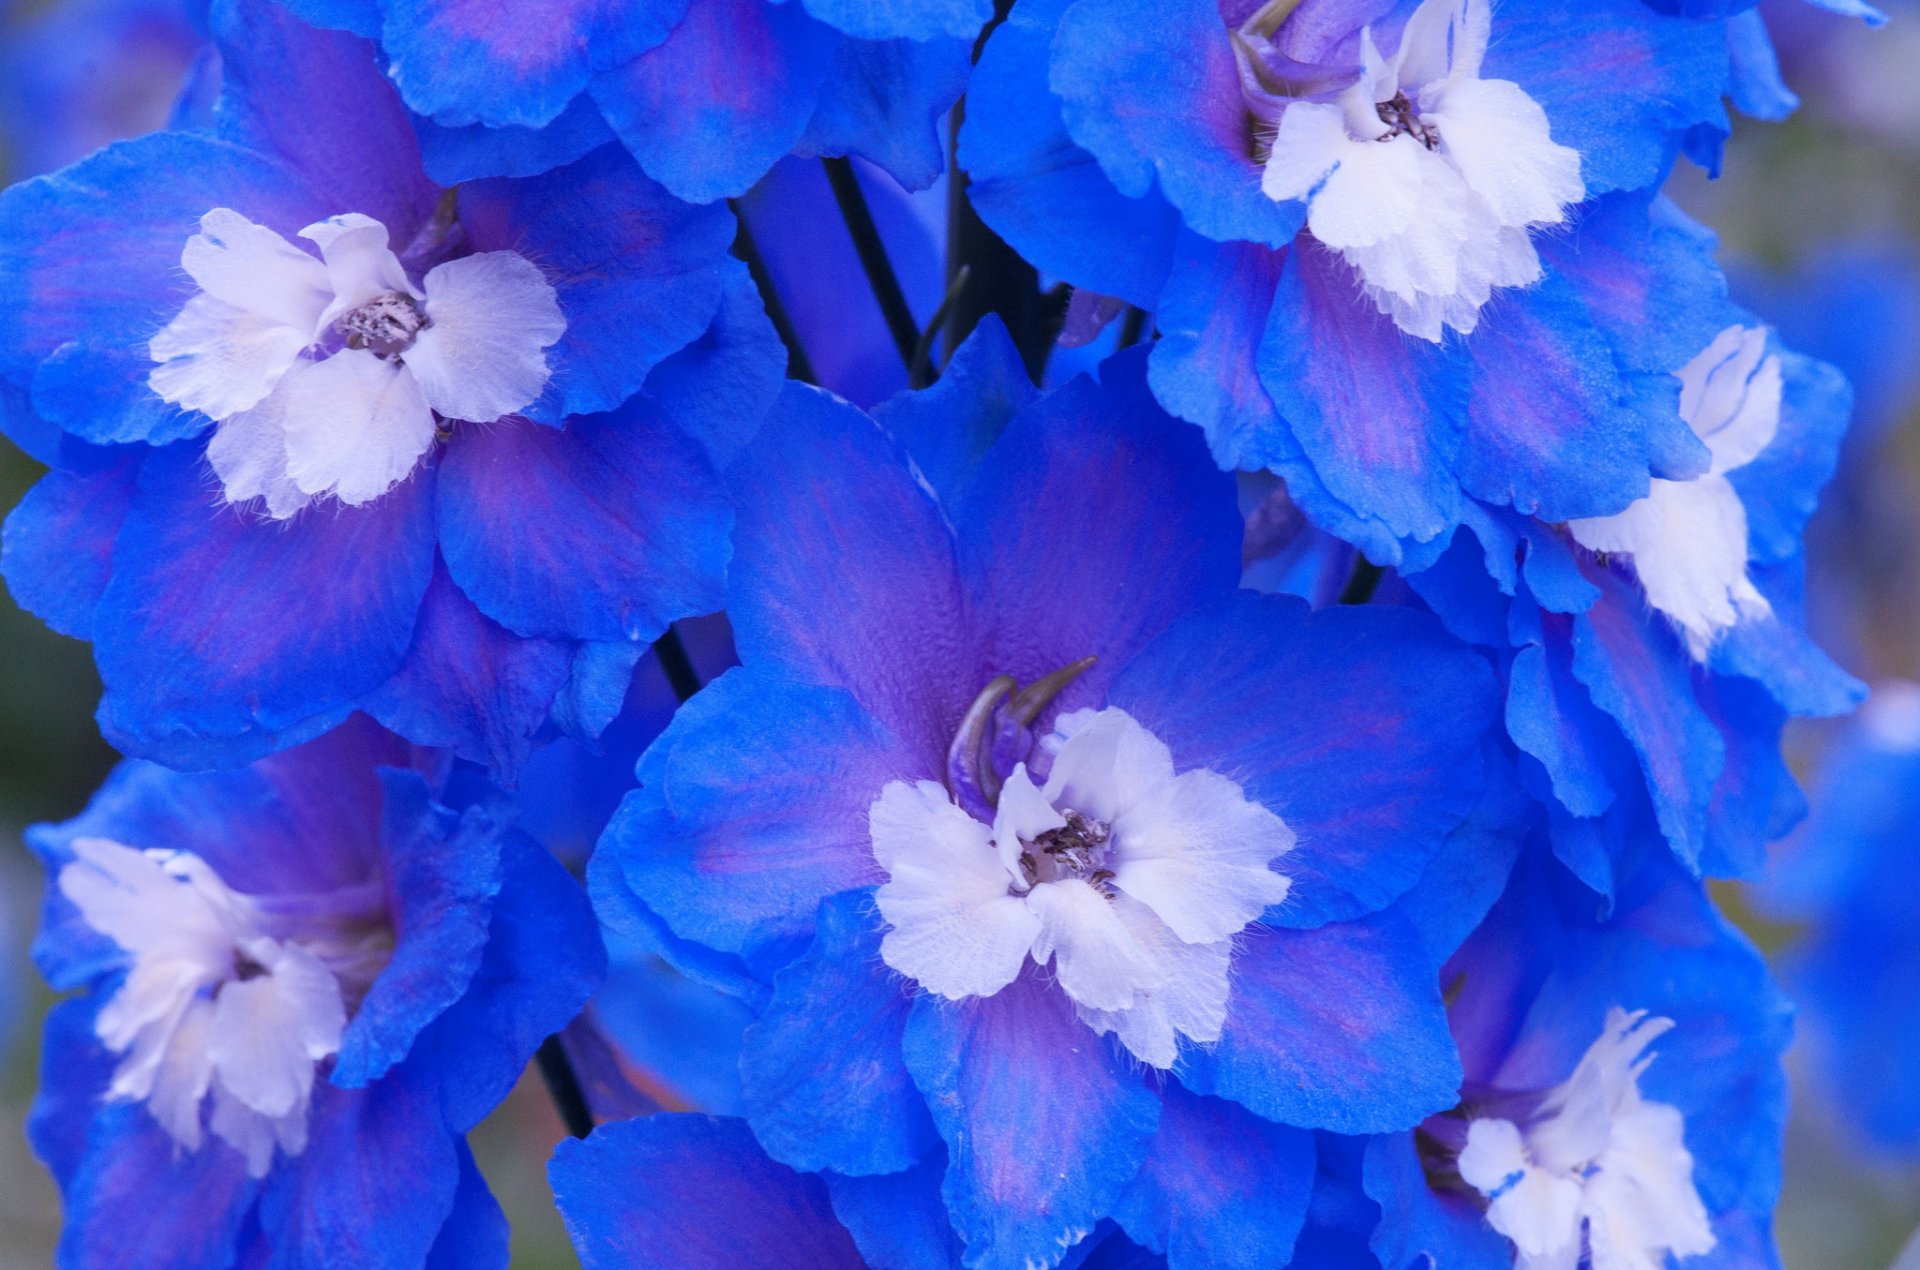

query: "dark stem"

left=1117, top=306, right=1149, bottom=350
left=821, top=157, right=920, bottom=373
left=536, top=1035, right=595, bottom=1140
left=729, top=203, right=817, bottom=384
left=1338, top=557, right=1385, bottom=605
left=943, top=0, right=1051, bottom=381
left=652, top=626, right=703, bottom=703
left=910, top=265, right=972, bottom=389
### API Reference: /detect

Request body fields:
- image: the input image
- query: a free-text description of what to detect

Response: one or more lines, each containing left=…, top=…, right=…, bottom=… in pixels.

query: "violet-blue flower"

left=0, top=0, right=780, bottom=776
left=592, top=323, right=1505, bottom=1269
left=27, top=719, right=604, bottom=1268
left=962, top=0, right=1754, bottom=569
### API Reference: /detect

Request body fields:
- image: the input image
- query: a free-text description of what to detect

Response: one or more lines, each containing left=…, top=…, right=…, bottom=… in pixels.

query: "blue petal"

left=902, top=970, right=1162, bottom=1270
left=362, top=564, right=575, bottom=778
left=437, top=401, right=731, bottom=645
left=372, top=0, right=689, bottom=129
left=740, top=891, right=936, bottom=1175
left=1724, top=9, right=1798, bottom=121
left=1051, top=0, right=1304, bottom=248
left=591, top=0, right=840, bottom=203
left=1256, top=242, right=1466, bottom=556
left=332, top=769, right=502, bottom=1090
left=874, top=314, right=1037, bottom=506
left=460, top=144, right=737, bottom=425
left=419, top=826, right=606, bottom=1131
left=799, top=0, right=990, bottom=42
left=257, top=1070, right=462, bottom=1269
left=93, top=446, right=436, bottom=761
left=1, top=453, right=139, bottom=641
left=1362, top=1132, right=1511, bottom=1269
left=960, top=7, right=1178, bottom=308
left=1486, top=0, right=1729, bottom=196
left=824, top=1152, right=965, bottom=1270
left=412, top=93, right=618, bottom=185
left=798, top=35, right=971, bottom=191
left=594, top=667, right=905, bottom=966
left=1111, top=1082, right=1315, bottom=1269
left=642, top=257, right=785, bottom=469
left=1176, top=910, right=1462, bottom=1135
left=728, top=383, right=972, bottom=768
left=955, top=348, right=1242, bottom=714
left=1110, top=592, right=1497, bottom=929
left=551, top=1115, right=865, bottom=1269
left=424, top=1143, right=510, bottom=1270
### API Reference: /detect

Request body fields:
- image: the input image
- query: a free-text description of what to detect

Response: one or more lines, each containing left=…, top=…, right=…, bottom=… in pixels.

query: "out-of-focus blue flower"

left=1355, top=845, right=1794, bottom=1268
left=963, top=0, right=1752, bottom=570
left=1760, top=681, right=1920, bottom=1158
left=0, top=0, right=782, bottom=776
left=592, top=321, right=1510, bottom=1269
left=1407, top=324, right=1862, bottom=897
left=275, top=0, right=980, bottom=201
left=26, top=718, right=604, bottom=1268
left=0, top=0, right=208, bottom=180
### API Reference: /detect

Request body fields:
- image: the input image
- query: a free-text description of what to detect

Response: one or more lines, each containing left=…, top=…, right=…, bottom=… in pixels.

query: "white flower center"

left=1457, top=1008, right=1715, bottom=1270
left=1568, top=325, right=1780, bottom=660
left=870, top=706, right=1294, bottom=1068
left=1255, top=0, right=1584, bottom=341
left=147, top=207, right=566, bottom=519
left=58, top=837, right=391, bottom=1177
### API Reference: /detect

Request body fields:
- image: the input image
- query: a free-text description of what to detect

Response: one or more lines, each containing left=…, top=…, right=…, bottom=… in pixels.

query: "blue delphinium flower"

left=0, top=0, right=782, bottom=775
left=0, top=0, right=208, bottom=179
left=592, top=321, right=1509, bottom=1269
left=1405, top=323, right=1862, bottom=895
left=1759, top=682, right=1920, bottom=1158
left=962, top=0, right=1757, bottom=570
left=274, top=0, right=982, bottom=201
left=551, top=1111, right=1181, bottom=1268
left=1357, top=845, right=1793, bottom=1268
left=26, top=717, right=604, bottom=1267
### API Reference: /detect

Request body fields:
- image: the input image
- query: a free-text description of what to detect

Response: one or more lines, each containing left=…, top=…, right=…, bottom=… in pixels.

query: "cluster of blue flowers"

left=0, top=0, right=1892, bottom=1265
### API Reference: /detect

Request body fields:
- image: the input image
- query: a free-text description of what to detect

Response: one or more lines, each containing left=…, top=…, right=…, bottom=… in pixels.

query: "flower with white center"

left=871, top=706, right=1294, bottom=1068
left=1568, top=325, right=1780, bottom=660
left=148, top=207, right=566, bottom=518
left=1258, top=0, right=1584, bottom=342
left=1457, top=1008, right=1715, bottom=1270
left=58, top=836, right=389, bottom=1177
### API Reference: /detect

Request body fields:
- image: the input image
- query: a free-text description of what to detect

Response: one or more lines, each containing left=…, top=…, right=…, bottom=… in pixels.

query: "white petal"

left=1584, top=1100, right=1715, bottom=1269
left=278, top=351, right=438, bottom=505
left=1428, top=77, right=1584, bottom=231
left=61, top=838, right=237, bottom=965
left=872, top=780, right=1040, bottom=1000
left=180, top=208, right=331, bottom=333
left=992, top=764, right=1066, bottom=882
left=1040, top=708, right=1177, bottom=825
left=1462, top=1118, right=1585, bottom=1264
left=404, top=251, right=565, bottom=422
left=149, top=293, right=311, bottom=421
left=139, top=995, right=215, bottom=1152
left=205, top=378, right=313, bottom=518
left=1568, top=476, right=1769, bottom=658
left=1109, top=766, right=1293, bottom=944
left=206, top=944, right=342, bottom=1120
left=301, top=213, right=419, bottom=326
left=1679, top=326, right=1781, bottom=476
left=1025, top=879, right=1161, bottom=1012
left=1261, top=101, right=1356, bottom=203
left=1073, top=897, right=1232, bottom=1068
left=1393, top=0, right=1463, bottom=91
left=208, top=1082, right=281, bottom=1178
left=1302, top=132, right=1433, bottom=252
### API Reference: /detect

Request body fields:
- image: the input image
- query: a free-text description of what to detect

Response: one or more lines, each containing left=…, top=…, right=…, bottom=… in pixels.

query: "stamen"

left=1375, top=92, right=1439, bottom=150
left=944, top=657, right=1098, bottom=818
left=334, top=292, right=428, bottom=359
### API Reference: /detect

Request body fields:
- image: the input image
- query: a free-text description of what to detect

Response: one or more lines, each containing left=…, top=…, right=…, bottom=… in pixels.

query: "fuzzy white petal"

left=301, top=213, right=419, bottom=326
left=206, top=378, right=314, bottom=518
left=278, top=350, right=438, bottom=505
left=149, top=293, right=312, bottom=420
left=180, top=208, right=331, bottom=333
left=1025, top=879, right=1161, bottom=1012
left=1040, top=708, right=1177, bottom=825
left=873, top=780, right=1040, bottom=1001
left=404, top=250, right=565, bottom=423
left=1109, top=766, right=1292, bottom=944
left=1429, top=76, right=1584, bottom=230
left=1073, top=897, right=1232, bottom=1068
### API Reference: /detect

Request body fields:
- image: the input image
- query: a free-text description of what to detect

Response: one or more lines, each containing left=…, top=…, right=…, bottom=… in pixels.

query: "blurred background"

left=0, top=0, right=1916, bottom=1265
